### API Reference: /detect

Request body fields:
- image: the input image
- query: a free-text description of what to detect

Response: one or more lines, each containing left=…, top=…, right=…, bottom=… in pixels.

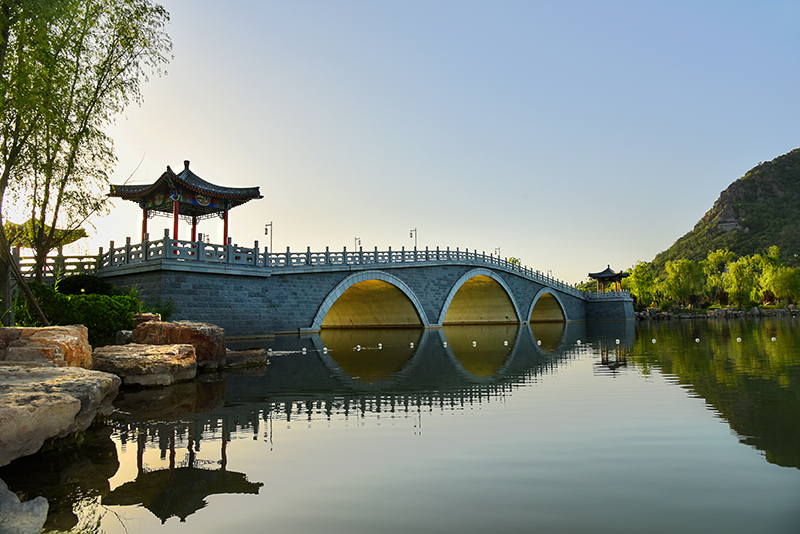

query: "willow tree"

left=0, top=0, right=171, bottom=323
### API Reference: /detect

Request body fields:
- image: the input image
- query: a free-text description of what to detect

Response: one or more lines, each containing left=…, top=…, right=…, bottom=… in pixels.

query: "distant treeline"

left=583, top=246, right=800, bottom=311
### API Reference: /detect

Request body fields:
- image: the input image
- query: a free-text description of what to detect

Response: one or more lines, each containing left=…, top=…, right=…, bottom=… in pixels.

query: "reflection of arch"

left=441, top=324, right=522, bottom=383
left=310, top=271, right=430, bottom=331
left=438, top=269, right=521, bottom=325
left=528, top=288, right=568, bottom=322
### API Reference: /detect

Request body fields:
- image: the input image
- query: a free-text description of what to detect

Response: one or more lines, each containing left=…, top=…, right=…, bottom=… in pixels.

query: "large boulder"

left=0, top=326, right=92, bottom=368
left=225, top=348, right=268, bottom=368
left=92, top=343, right=197, bottom=387
left=0, top=366, right=120, bottom=467
left=0, top=478, right=48, bottom=534
left=132, top=321, right=225, bottom=370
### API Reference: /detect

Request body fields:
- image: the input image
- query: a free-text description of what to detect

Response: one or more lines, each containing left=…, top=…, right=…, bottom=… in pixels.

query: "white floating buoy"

left=472, top=341, right=477, bottom=347
left=537, top=340, right=542, bottom=346
left=356, top=345, right=362, bottom=351
left=772, top=337, right=777, bottom=342
left=651, top=339, right=657, bottom=344
left=301, top=347, right=307, bottom=354
left=577, top=340, right=581, bottom=345
left=323, top=347, right=328, bottom=354
left=378, top=343, right=383, bottom=350
left=409, top=342, right=415, bottom=348
left=615, top=339, right=620, bottom=345
left=504, top=341, right=508, bottom=346
left=443, top=342, right=448, bottom=348
left=695, top=338, right=700, bottom=343
left=736, top=337, right=742, bottom=343
left=268, top=348, right=273, bottom=353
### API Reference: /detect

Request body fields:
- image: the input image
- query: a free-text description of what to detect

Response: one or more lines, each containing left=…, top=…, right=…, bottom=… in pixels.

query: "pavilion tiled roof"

left=109, top=160, right=262, bottom=206
left=588, top=265, right=629, bottom=280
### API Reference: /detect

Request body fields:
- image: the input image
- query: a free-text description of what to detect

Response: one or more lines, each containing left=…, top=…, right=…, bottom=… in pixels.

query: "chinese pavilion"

left=109, top=160, right=262, bottom=243
left=588, top=265, right=629, bottom=293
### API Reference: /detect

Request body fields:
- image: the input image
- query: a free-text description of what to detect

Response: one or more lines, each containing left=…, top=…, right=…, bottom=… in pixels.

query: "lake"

left=2, top=318, right=799, bottom=533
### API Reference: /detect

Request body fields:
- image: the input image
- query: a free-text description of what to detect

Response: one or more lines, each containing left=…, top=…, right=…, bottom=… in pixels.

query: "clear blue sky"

left=93, top=0, right=800, bottom=284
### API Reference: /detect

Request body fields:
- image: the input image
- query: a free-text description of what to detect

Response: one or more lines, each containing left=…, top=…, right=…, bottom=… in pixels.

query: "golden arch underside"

left=443, top=275, right=517, bottom=324
left=321, top=280, right=423, bottom=328
left=529, top=293, right=566, bottom=322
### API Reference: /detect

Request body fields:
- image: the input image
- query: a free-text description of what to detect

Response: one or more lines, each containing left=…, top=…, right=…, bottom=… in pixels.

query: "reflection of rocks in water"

left=442, top=324, right=518, bottom=377
left=0, top=424, right=119, bottom=532
left=112, top=374, right=226, bottom=421
left=529, top=322, right=566, bottom=353
left=320, top=328, right=423, bottom=383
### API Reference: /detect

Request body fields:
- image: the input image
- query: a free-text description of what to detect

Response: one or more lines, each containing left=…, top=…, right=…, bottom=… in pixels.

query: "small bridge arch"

left=528, top=288, right=568, bottom=322
left=437, top=268, right=522, bottom=325
left=310, top=270, right=431, bottom=330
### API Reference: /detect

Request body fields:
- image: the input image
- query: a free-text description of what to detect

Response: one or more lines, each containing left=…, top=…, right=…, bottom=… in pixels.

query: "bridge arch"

left=437, top=268, right=522, bottom=325
left=528, top=288, right=568, bottom=322
left=310, top=270, right=431, bottom=330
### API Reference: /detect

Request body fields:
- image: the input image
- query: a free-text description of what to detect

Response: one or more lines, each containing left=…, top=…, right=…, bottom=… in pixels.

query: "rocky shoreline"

left=0, top=315, right=268, bottom=533
left=635, top=304, right=799, bottom=321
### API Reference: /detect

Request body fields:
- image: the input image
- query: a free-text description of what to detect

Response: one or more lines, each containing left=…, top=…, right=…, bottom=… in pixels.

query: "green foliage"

left=663, top=258, right=703, bottom=307
left=143, top=296, right=174, bottom=321
left=626, top=261, right=657, bottom=309
left=15, top=281, right=141, bottom=346
left=56, top=274, right=121, bottom=296
left=724, top=255, right=761, bottom=308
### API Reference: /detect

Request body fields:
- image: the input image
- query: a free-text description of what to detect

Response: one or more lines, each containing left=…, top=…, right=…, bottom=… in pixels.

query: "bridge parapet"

left=93, top=231, right=593, bottom=298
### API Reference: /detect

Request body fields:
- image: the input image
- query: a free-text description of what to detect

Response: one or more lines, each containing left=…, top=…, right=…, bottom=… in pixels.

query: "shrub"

left=15, top=281, right=142, bottom=346
left=56, top=274, right=122, bottom=296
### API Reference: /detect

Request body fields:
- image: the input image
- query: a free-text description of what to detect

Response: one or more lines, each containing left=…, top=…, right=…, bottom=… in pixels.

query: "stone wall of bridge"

left=99, top=260, right=628, bottom=338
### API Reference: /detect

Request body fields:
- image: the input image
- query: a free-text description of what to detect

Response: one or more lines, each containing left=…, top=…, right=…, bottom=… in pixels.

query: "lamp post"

left=409, top=228, right=417, bottom=248
left=494, top=247, right=501, bottom=258
left=264, top=222, right=273, bottom=252
left=355, top=237, right=361, bottom=249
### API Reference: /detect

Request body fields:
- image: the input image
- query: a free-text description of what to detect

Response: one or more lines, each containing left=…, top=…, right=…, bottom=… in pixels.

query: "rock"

left=132, top=321, right=225, bottom=370
left=0, top=366, right=120, bottom=467
left=0, top=326, right=92, bottom=369
left=746, top=306, right=761, bottom=316
left=92, top=343, right=197, bottom=387
left=0, top=478, right=48, bottom=534
left=134, top=313, right=161, bottom=327
left=115, top=330, right=133, bottom=345
left=225, top=348, right=268, bottom=368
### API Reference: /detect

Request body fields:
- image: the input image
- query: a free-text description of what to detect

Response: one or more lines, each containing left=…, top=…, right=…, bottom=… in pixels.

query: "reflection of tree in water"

left=630, top=318, right=800, bottom=469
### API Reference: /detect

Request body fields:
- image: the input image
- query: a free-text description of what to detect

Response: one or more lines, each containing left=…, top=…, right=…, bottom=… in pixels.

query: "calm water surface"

left=2, top=318, right=800, bottom=533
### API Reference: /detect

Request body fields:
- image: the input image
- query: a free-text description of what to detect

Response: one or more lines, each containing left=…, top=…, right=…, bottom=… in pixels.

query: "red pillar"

left=172, top=199, right=179, bottom=240
left=191, top=216, right=197, bottom=242
left=223, top=209, right=229, bottom=244
left=141, top=208, right=148, bottom=242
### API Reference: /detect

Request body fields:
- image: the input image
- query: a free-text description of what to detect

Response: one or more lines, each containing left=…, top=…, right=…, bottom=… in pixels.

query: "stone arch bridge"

left=92, top=234, right=633, bottom=338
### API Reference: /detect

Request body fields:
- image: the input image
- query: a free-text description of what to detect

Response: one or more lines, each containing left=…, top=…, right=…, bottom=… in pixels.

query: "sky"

left=84, top=0, right=800, bottom=284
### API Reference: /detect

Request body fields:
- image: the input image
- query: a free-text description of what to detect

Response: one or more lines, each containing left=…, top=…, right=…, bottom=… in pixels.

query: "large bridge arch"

left=310, top=270, right=431, bottom=330
left=437, top=268, right=522, bottom=325
left=528, top=288, right=568, bottom=322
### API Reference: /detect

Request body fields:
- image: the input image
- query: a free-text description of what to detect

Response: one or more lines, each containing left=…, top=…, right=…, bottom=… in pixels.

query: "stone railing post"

left=124, top=237, right=132, bottom=264
left=286, top=246, right=291, bottom=267
left=342, top=246, right=347, bottom=265
left=96, top=247, right=104, bottom=272
left=143, top=232, right=150, bottom=261
left=388, top=246, right=392, bottom=263
left=253, top=240, right=259, bottom=266
left=108, top=241, right=115, bottom=266
left=306, top=246, right=312, bottom=265
left=325, top=246, right=330, bottom=265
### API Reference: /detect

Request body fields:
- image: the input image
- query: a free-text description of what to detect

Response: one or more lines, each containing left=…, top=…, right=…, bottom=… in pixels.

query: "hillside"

left=652, top=148, right=800, bottom=269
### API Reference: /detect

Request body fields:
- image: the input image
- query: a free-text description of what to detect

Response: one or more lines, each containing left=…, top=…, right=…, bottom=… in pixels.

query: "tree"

left=663, top=258, right=703, bottom=307
left=724, top=255, right=761, bottom=308
left=626, top=261, right=656, bottom=308
left=702, top=248, right=734, bottom=304
left=0, top=0, right=171, bottom=322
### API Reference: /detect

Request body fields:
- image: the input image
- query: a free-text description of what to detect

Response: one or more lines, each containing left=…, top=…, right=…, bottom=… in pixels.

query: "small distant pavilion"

left=109, top=160, right=262, bottom=243
left=588, top=265, right=629, bottom=293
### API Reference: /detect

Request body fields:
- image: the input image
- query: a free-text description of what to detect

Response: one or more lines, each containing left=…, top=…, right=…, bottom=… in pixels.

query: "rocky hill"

left=652, top=148, right=800, bottom=269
